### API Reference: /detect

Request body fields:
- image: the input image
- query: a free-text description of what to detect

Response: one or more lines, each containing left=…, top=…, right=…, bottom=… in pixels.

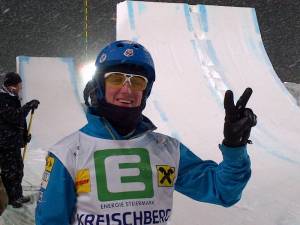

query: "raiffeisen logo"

left=94, top=148, right=154, bottom=201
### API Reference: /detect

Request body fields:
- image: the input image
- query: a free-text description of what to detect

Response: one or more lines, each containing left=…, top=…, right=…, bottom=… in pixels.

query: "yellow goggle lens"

left=104, top=72, right=148, bottom=91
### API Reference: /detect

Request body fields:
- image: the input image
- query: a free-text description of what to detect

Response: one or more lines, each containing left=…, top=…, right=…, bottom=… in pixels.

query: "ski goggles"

left=104, top=72, right=148, bottom=91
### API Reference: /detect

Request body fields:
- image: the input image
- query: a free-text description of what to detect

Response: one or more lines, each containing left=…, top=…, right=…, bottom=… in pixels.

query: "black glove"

left=222, top=88, right=257, bottom=147
left=26, top=134, right=32, bottom=143
left=22, top=99, right=40, bottom=116
left=26, top=99, right=40, bottom=110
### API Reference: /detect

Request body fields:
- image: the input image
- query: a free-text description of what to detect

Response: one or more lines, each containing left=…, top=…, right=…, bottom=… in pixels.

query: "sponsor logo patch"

left=123, top=48, right=134, bottom=57
left=75, top=169, right=91, bottom=193
left=76, top=208, right=172, bottom=224
left=99, top=53, right=107, bottom=63
left=45, top=156, right=54, bottom=172
left=156, top=165, right=175, bottom=187
left=38, top=190, right=43, bottom=203
left=94, top=148, right=153, bottom=201
left=41, top=171, right=50, bottom=189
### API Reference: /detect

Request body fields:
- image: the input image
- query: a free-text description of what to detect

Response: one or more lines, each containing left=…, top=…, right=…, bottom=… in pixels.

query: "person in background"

left=36, top=40, right=257, bottom=225
left=0, top=72, right=40, bottom=208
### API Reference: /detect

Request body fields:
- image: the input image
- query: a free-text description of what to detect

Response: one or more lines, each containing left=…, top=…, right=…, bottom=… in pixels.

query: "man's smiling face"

left=104, top=80, right=143, bottom=108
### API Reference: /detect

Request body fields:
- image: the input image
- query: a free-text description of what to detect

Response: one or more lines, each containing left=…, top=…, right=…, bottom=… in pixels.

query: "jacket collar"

left=80, top=110, right=156, bottom=140
left=0, top=85, right=17, bottom=97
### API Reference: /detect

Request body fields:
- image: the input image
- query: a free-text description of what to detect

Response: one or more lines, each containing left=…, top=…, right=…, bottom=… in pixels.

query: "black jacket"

left=0, top=88, right=29, bottom=149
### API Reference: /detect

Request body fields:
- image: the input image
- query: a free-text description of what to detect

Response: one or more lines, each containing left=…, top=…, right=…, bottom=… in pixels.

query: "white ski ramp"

left=17, top=56, right=86, bottom=188
left=17, top=56, right=86, bottom=150
left=117, top=1, right=300, bottom=225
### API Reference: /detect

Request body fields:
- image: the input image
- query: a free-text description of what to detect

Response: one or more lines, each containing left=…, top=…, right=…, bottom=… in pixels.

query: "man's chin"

left=115, top=102, right=135, bottom=108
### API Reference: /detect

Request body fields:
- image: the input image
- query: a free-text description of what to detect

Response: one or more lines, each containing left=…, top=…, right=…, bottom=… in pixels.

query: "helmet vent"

left=116, top=43, right=124, bottom=48
left=133, top=44, right=139, bottom=49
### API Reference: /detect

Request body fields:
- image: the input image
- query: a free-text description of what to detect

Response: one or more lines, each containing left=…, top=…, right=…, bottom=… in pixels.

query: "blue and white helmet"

left=94, top=40, right=156, bottom=104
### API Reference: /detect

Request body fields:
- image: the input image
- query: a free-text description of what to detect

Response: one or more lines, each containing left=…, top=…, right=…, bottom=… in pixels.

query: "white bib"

left=50, top=131, right=180, bottom=225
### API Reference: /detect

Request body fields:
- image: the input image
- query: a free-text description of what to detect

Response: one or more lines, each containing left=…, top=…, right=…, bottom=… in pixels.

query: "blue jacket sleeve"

left=35, top=153, right=76, bottom=225
left=175, top=143, right=251, bottom=207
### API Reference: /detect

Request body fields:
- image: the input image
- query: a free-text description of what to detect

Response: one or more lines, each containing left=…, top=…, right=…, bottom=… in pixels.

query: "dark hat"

left=3, top=72, right=22, bottom=87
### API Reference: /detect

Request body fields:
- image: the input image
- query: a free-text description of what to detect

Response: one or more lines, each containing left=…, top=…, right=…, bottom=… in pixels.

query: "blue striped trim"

left=198, top=5, right=208, bottom=32
left=138, top=2, right=146, bottom=15
left=206, top=40, right=219, bottom=66
left=251, top=8, right=260, bottom=34
left=183, top=4, right=193, bottom=32
left=127, top=1, right=136, bottom=31
left=254, top=129, right=300, bottom=165
left=17, top=56, right=31, bottom=102
left=190, top=39, right=229, bottom=106
left=61, top=58, right=82, bottom=105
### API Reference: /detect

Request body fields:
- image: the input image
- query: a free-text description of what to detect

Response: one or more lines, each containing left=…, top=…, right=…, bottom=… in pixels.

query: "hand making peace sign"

left=223, top=87, right=257, bottom=147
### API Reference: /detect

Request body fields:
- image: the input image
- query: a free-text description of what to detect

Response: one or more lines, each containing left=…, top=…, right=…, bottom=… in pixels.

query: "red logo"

left=124, top=49, right=134, bottom=57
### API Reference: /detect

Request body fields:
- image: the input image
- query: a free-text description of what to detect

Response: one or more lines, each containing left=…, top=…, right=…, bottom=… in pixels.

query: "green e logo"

left=94, top=148, right=154, bottom=201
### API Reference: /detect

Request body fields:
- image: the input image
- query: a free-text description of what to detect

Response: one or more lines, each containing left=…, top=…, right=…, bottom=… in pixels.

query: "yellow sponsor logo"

left=75, top=169, right=91, bottom=193
left=45, top=156, right=54, bottom=172
left=156, top=165, right=176, bottom=187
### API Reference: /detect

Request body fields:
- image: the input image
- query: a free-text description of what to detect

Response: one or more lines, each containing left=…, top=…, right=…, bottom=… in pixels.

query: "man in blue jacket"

left=35, top=40, right=257, bottom=225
